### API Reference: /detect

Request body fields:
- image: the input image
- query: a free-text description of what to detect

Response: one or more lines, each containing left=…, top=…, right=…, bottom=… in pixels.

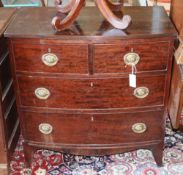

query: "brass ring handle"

left=39, top=123, right=53, bottom=135
left=134, top=87, right=149, bottom=99
left=124, top=52, right=140, bottom=66
left=132, top=123, right=147, bottom=134
left=35, top=87, right=50, bottom=100
left=42, top=53, right=58, bottom=67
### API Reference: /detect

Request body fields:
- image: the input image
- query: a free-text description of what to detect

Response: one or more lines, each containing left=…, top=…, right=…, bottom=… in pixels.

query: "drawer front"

left=13, top=43, right=88, bottom=74
left=94, top=41, right=170, bottom=73
left=21, top=110, right=164, bottom=145
left=17, top=75, right=166, bottom=109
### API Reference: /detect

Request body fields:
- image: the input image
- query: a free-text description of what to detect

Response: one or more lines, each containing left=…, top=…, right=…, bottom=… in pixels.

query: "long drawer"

left=17, top=74, right=166, bottom=109
left=20, top=109, right=165, bottom=145
left=94, top=41, right=170, bottom=73
left=12, top=43, right=89, bottom=74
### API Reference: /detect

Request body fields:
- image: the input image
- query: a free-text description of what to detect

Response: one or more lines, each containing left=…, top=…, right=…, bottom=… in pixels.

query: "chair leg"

left=0, top=0, right=3, bottom=7
left=41, top=0, right=46, bottom=6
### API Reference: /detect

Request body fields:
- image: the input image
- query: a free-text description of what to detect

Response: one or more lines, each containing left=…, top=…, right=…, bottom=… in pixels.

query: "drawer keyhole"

left=91, top=116, right=94, bottom=122
left=90, top=82, right=94, bottom=87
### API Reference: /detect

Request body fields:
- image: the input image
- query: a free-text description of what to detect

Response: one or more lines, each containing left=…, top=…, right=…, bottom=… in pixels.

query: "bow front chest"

left=5, top=6, right=176, bottom=166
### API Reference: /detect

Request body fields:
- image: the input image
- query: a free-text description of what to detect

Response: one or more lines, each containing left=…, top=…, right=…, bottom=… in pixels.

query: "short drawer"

left=94, top=41, right=170, bottom=73
left=17, top=74, right=166, bottom=109
left=21, top=110, right=164, bottom=145
left=12, top=43, right=88, bottom=74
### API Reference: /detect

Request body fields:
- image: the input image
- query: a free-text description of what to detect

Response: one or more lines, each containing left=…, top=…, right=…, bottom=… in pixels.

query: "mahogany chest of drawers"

left=5, top=6, right=176, bottom=167
left=0, top=8, right=19, bottom=174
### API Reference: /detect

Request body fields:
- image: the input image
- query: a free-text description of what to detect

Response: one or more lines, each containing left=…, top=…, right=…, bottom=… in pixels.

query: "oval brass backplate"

left=42, top=53, right=58, bottom=66
left=134, top=87, right=149, bottom=99
left=124, top=52, right=140, bottom=66
left=132, top=123, right=147, bottom=134
left=35, top=87, right=50, bottom=100
left=39, top=123, right=53, bottom=135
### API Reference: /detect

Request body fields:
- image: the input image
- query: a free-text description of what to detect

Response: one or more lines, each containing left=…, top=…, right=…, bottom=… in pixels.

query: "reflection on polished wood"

left=52, top=0, right=85, bottom=31
left=52, top=0, right=131, bottom=31
left=55, top=0, right=76, bottom=13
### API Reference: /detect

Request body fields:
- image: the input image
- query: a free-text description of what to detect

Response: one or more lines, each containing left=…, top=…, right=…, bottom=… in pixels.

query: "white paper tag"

left=129, top=74, right=136, bottom=88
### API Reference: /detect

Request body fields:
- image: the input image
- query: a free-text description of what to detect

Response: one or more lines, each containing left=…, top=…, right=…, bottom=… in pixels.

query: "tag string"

left=132, top=64, right=137, bottom=74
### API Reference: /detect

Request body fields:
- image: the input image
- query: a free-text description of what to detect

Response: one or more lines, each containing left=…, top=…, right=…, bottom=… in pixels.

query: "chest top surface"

left=0, top=8, right=16, bottom=37
left=4, top=6, right=176, bottom=40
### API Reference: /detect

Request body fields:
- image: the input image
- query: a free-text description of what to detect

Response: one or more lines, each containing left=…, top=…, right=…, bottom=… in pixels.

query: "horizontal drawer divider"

left=19, top=105, right=165, bottom=114
left=16, top=69, right=167, bottom=78
left=27, top=140, right=162, bottom=148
